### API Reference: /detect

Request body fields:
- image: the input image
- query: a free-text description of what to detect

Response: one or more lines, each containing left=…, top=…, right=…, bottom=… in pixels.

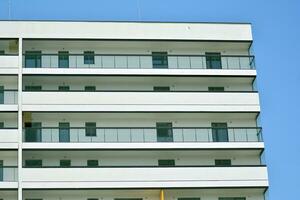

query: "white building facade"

left=0, top=21, right=268, bottom=200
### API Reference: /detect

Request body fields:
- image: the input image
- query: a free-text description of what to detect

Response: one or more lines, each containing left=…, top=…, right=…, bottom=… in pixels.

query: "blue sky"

left=1, top=0, right=299, bottom=199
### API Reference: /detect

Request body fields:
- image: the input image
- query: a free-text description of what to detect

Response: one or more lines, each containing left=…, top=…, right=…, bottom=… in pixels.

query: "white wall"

left=0, top=21, right=253, bottom=41
left=22, top=92, right=260, bottom=112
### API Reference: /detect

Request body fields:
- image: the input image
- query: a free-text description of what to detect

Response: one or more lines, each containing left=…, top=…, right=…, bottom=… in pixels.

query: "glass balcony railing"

left=23, top=54, right=255, bottom=69
left=0, top=90, right=18, bottom=104
left=0, top=167, right=18, bottom=182
left=23, top=127, right=262, bottom=143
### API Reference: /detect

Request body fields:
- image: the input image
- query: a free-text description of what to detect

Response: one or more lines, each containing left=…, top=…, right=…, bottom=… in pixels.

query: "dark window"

left=212, top=123, right=229, bottom=142
left=60, top=160, right=71, bottom=167
left=25, top=51, right=42, bottom=68
left=206, top=52, right=222, bottom=69
left=0, top=160, right=3, bottom=181
left=59, top=122, right=70, bottom=142
left=87, top=160, right=99, bottom=167
left=0, top=50, right=5, bottom=55
left=84, top=51, right=95, bottom=64
left=156, top=122, right=173, bottom=142
left=115, top=198, right=143, bottom=200
left=25, top=160, right=42, bottom=167
left=158, top=159, right=175, bottom=166
left=0, top=122, right=4, bottom=128
left=25, top=86, right=42, bottom=91
left=219, top=198, right=246, bottom=200
left=58, top=51, right=69, bottom=68
left=85, top=122, right=96, bottom=137
left=178, top=198, right=200, bottom=200
left=58, top=86, right=70, bottom=91
left=215, top=159, right=232, bottom=166
left=153, top=86, right=170, bottom=92
left=0, top=86, right=4, bottom=104
left=87, top=199, right=99, bottom=200
left=85, top=86, right=96, bottom=92
left=208, top=87, right=225, bottom=92
left=25, top=122, right=42, bottom=142
left=152, top=52, right=168, bottom=68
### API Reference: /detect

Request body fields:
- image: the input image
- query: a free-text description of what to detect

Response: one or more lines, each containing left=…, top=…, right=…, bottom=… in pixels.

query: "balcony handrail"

left=0, top=127, right=18, bottom=129
left=0, top=166, right=18, bottom=168
left=0, top=89, right=18, bottom=91
left=23, top=165, right=267, bottom=168
left=23, top=126, right=262, bottom=129
left=22, top=53, right=254, bottom=57
left=22, top=90, right=258, bottom=93
left=0, top=54, right=18, bottom=56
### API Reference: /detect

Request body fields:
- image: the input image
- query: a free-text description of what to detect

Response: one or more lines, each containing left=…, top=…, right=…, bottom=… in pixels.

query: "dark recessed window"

left=215, top=159, right=232, bottom=166
left=25, top=51, right=42, bottom=68
left=219, top=198, right=246, bottom=200
left=208, top=87, right=225, bottom=92
left=206, top=52, right=222, bottom=69
left=153, top=86, right=170, bottom=92
left=212, top=123, right=229, bottom=142
left=0, top=122, right=4, bottom=128
left=87, top=160, right=99, bottom=167
left=158, top=159, right=175, bottom=166
left=85, top=86, right=96, bottom=92
left=25, top=86, right=42, bottom=91
left=84, top=51, right=95, bottom=64
left=60, top=160, right=71, bottom=167
left=0, top=50, right=5, bottom=55
left=25, top=160, right=42, bottom=168
left=0, top=86, right=4, bottom=104
left=85, top=122, right=97, bottom=137
left=58, top=51, right=69, bottom=68
left=152, top=52, right=168, bottom=68
left=58, top=86, right=70, bottom=91
left=156, top=122, right=173, bottom=142
left=178, top=198, right=201, bottom=200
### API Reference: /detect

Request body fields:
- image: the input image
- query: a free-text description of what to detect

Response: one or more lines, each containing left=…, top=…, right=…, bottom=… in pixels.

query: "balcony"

left=0, top=128, right=18, bottom=149
left=22, top=54, right=256, bottom=76
left=21, top=165, right=268, bottom=189
left=0, top=54, right=19, bottom=74
left=22, top=126, right=263, bottom=150
left=0, top=90, right=18, bottom=111
left=22, top=91, right=260, bottom=112
left=0, top=166, right=18, bottom=189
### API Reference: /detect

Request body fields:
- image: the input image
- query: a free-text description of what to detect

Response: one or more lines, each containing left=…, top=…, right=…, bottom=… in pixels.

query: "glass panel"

left=152, top=52, right=168, bottom=68
left=206, top=52, right=222, bottom=69
left=212, top=123, right=228, bottom=142
left=0, top=122, right=4, bottom=128
left=156, top=122, right=173, bottom=142
left=178, top=198, right=200, bottom=200
left=25, top=51, right=41, bottom=68
left=59, top=122, right=70, bottom=142
left=58, top=51, right=69, bottom=68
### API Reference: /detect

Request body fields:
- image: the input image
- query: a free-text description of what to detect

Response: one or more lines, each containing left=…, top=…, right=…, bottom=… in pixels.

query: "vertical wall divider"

left=17, top=37, right=23, bottom=200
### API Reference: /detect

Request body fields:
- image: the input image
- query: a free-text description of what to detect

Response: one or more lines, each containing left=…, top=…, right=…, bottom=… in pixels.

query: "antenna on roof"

left=8, top=0, right=11, bottom=20
left=137, top=0, right=141, bottom=20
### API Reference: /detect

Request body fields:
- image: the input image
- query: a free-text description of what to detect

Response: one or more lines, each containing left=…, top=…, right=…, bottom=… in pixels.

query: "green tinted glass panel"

left=84, top=51, right=95, bottom=64
left=58, top=86, right=70, bottom=91
left=25, top=160, right=42, bottom=167
left=25, top=86, right=42, bottom=91
left=153, top=86, right=170, bottom=91
left=58, top=51, right=69, bottom=68
left=212, top=123, right=228, bottom=142
left=60, top=160, right=71, bottom=167
left=206, top=52, right=222, bottom=69
left=87, top=160, right=99, bottom=167
left=156, top=122, right=173, bottom=142
left=85, top=122, right=96, bottom=136
left=25, top=51, right=42, bottom=68
left=85, top=86, right=96, bottom=91
left=208, top=87, right=225, bottom=92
